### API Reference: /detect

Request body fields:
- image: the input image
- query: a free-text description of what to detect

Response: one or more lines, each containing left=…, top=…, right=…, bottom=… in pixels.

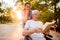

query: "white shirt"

left=24, top=20, right=46, bottom=40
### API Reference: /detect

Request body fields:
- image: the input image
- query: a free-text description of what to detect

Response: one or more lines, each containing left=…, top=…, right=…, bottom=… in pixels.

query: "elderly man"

left=22, top=10, right=46, bottom=40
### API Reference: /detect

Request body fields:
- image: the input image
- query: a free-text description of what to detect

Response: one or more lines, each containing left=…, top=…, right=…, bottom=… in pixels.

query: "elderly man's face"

left=32, top=12, right=39, bottom=20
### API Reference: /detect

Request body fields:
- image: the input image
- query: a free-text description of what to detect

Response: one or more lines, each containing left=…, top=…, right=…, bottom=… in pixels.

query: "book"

left=42, top=21, right=55, bottom=33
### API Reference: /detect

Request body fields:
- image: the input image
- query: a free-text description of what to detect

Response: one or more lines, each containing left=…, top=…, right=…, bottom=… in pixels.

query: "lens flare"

left=15, top=11, right=22, bottom=20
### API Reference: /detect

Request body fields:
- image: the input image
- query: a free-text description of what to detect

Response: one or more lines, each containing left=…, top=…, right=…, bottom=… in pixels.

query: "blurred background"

left=0, top=0, right=60, bottom=40
left=0, top=0, right=60, bottom=24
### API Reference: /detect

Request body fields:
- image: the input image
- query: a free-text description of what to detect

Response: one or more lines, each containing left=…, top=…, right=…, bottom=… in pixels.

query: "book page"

left=42, top=22, right=55, bottom=33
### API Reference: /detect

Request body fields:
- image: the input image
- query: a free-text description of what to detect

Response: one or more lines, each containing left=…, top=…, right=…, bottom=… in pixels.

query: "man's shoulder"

left=27, top=20, right=32, bottom=22
left=37, top=21, right=43, bottom=24
left=37, top=21, right=42, bottom=23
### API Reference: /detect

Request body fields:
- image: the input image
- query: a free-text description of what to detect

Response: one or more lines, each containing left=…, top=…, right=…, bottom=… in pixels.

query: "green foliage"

left=38, top=10, right=54, bottom=23
left=0, top=8, right=4, bottom=13
left=0, top=7, right=18, bottom=24
left=16, top=0, right=55, bottom=23
left=0, top=0, right=60, bottom=24
left=54, top=9, right=60, bottom=20
left=30, top=0, right=54, bottom=23
left=0, top=2, right=4, bottom=13
left=0, top=2, right=1, bottom=6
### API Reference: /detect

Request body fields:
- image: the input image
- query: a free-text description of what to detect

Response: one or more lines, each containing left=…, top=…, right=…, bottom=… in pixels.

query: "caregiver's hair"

left=25, top=2, right=30, bottom=6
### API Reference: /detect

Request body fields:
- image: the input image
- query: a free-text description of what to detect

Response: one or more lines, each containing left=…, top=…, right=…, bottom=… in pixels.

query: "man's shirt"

left=24, top=20, right=46, bottom=40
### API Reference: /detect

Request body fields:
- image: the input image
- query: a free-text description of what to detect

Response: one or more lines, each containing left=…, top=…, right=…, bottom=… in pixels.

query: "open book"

left=42, top=21, right=55, bottom=33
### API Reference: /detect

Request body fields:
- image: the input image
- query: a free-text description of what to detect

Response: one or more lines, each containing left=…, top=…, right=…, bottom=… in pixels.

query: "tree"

left=38, top=10, right=54, bottom=23
left=0, top=2, right=1, bottom=6
left=0, top=2, right=6, bottom=23
left=4, top=7, right=18, bottom=22
left=15, top=0, right=55, bottom=23
left=53, top=0, right=60, bottom=20
left=0, top=2, right=4, bottom=13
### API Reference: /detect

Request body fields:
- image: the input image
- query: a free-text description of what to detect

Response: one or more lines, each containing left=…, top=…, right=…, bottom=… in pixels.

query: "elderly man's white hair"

left=32, top=10, right=39, bottom=15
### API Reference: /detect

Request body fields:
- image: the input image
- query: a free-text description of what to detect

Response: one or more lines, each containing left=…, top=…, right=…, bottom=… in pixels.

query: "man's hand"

left=33, top=27, right=43, bottom=33
left=23, top=27, right=43, bottom=36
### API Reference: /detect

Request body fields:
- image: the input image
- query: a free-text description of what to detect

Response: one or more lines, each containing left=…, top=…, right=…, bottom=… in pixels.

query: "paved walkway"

left=0, top=22, right=23, bottom=40
left=0, top=22, right=60, bottom=40
left=50, top=30, right=60, bottom=40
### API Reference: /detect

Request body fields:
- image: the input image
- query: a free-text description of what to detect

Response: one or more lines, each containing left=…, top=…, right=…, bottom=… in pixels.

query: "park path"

left=50, top=30, right=60, bottom=40
left=0, top=22, right=60, bottom=40
left=0, top=22, right=23, bottom=40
